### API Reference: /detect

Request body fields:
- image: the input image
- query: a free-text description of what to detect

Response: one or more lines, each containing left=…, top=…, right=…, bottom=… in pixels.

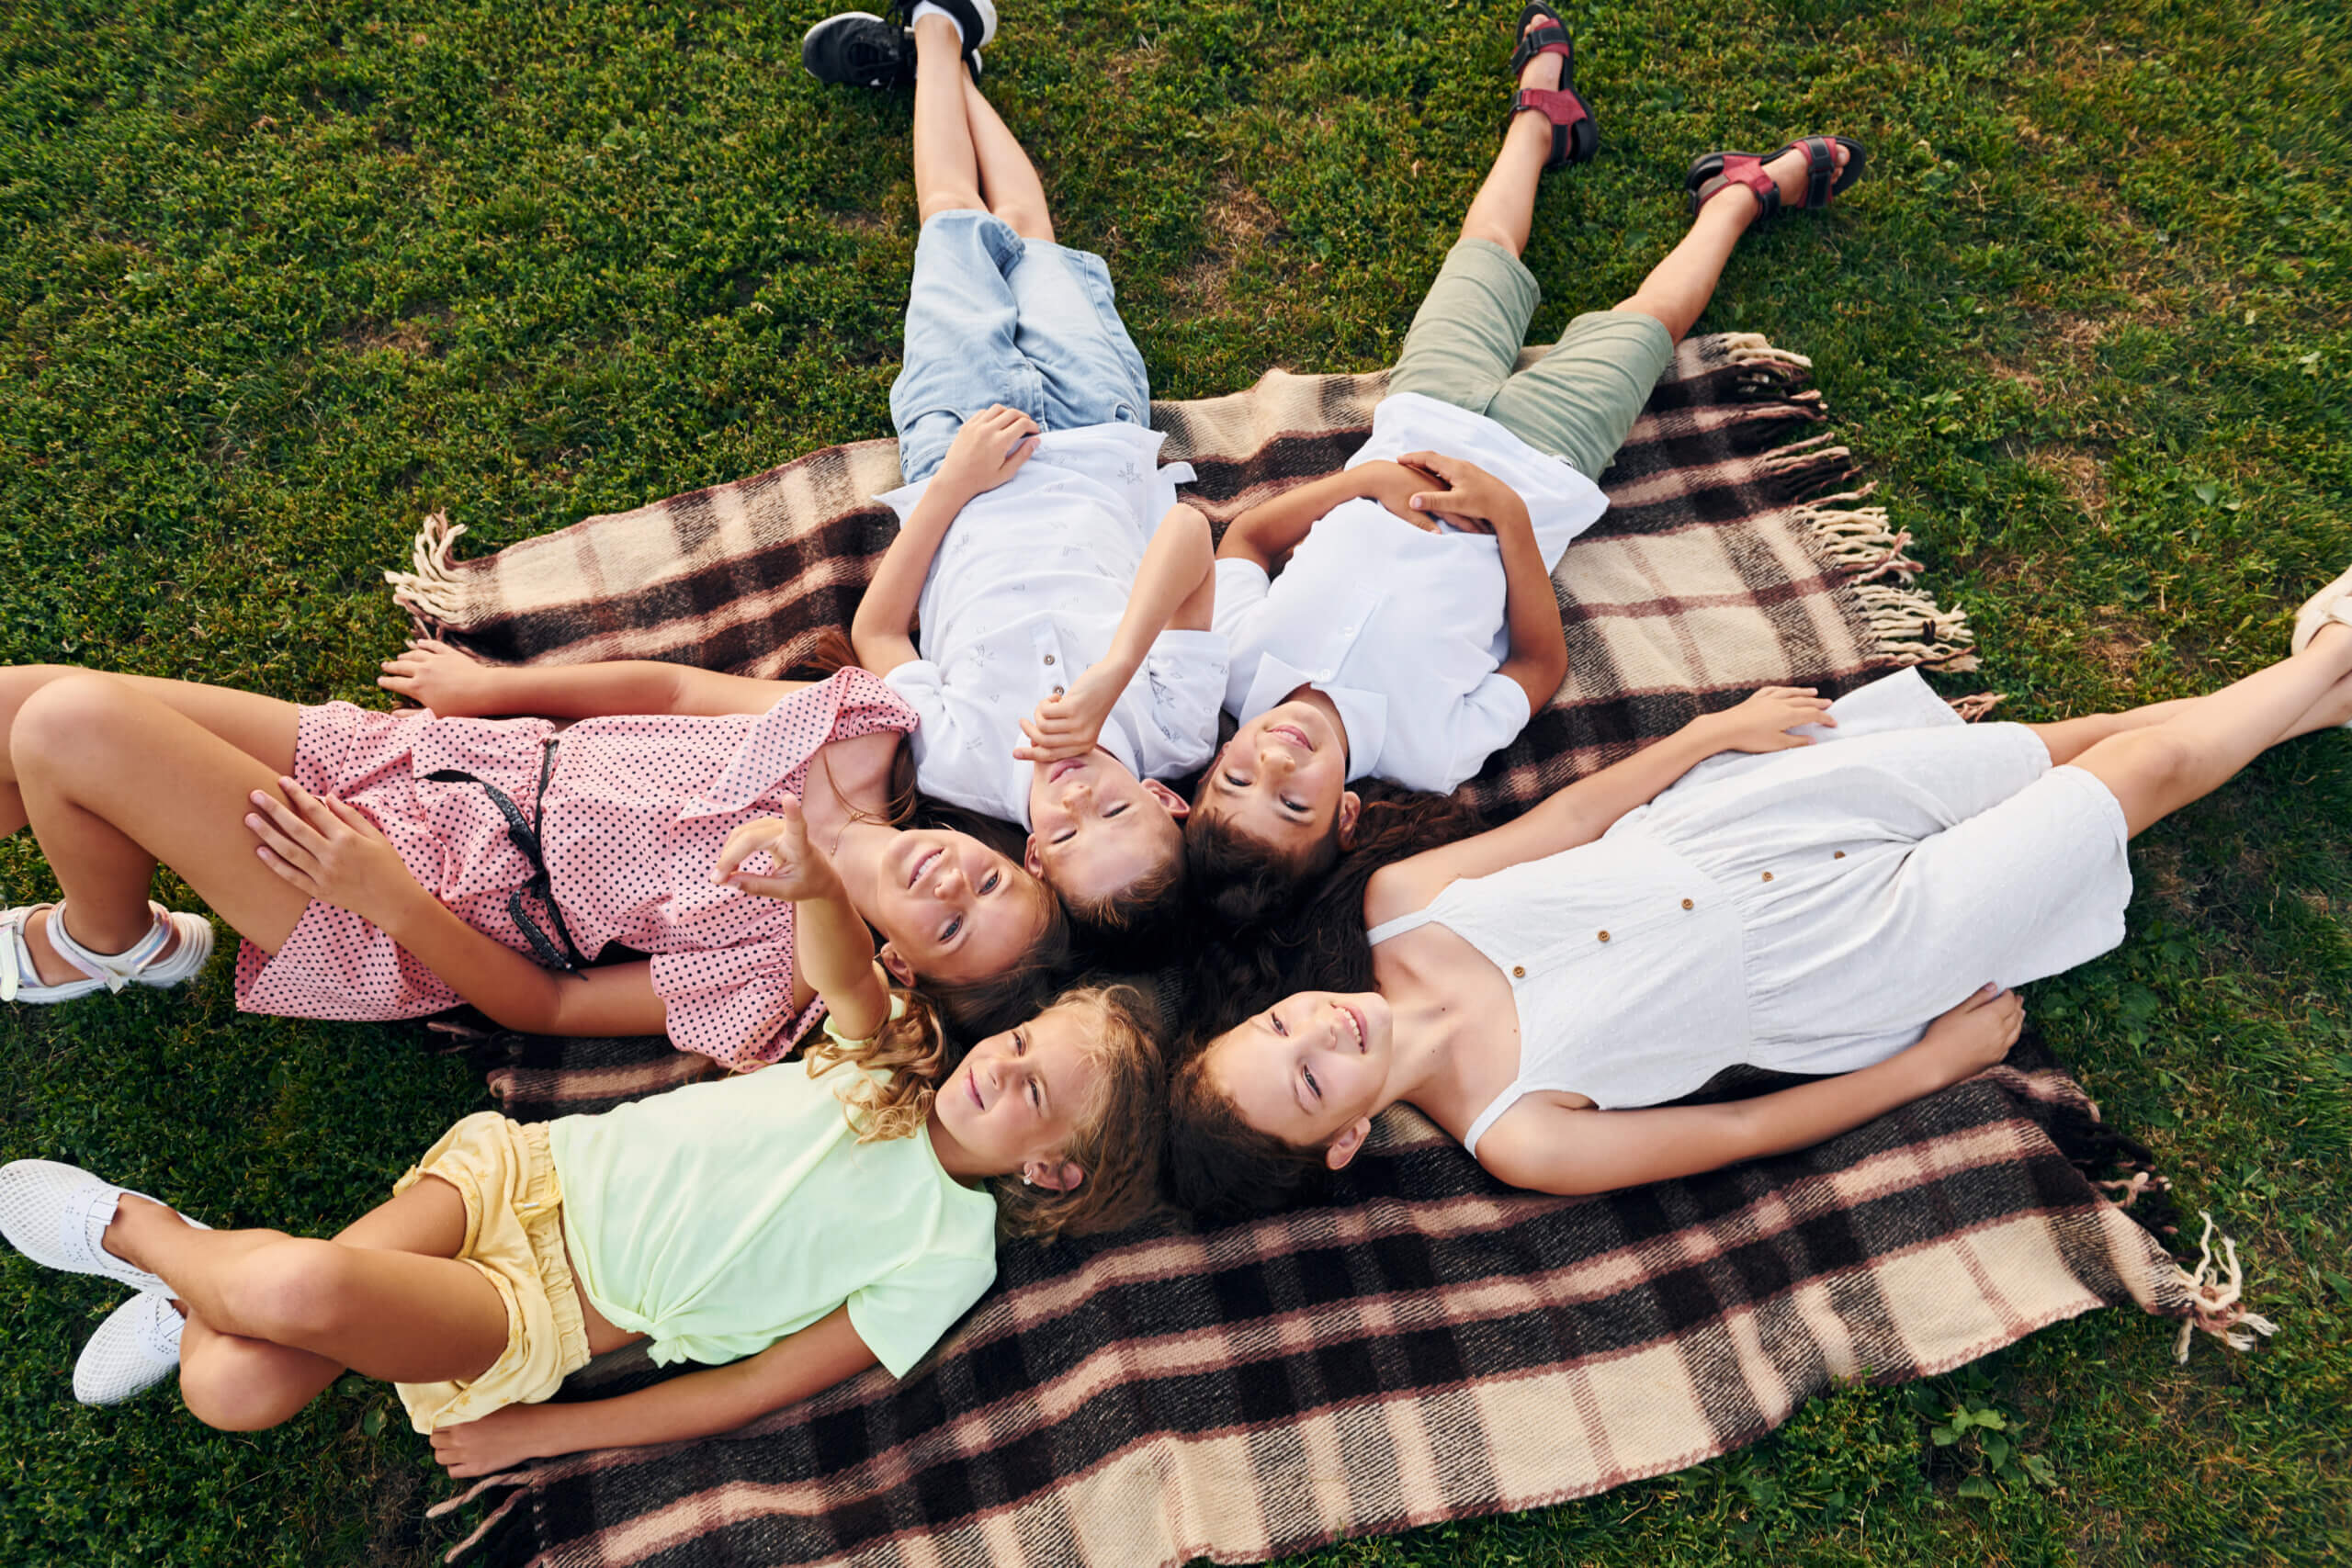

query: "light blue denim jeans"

left=890, top=209, right=1153, bottom=484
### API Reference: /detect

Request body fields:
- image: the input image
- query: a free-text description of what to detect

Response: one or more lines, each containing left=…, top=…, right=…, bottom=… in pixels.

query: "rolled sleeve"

left=882, top=660, right=1027, bottom=823
left=1133, top=629, right=1228, bottom=778
left=1433, top=670, right=1535, bottom=794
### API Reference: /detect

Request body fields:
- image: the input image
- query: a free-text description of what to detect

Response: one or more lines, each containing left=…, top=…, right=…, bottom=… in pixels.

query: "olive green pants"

left=1388, top=238, right=1675, bottom=480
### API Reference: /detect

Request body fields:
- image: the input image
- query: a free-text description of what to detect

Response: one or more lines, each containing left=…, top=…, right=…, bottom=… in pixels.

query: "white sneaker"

left=0, top=901, right=214, bottom=1005
left=74, top=1291, right=187, bottom=1404
left=0, top=1159, right=206, bottom=1296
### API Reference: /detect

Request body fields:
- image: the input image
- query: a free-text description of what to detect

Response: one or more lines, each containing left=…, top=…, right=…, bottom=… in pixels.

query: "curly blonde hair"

left=804, top=988, right=953, bottom=1145
left=989, top=981, right=1168, bottom=1244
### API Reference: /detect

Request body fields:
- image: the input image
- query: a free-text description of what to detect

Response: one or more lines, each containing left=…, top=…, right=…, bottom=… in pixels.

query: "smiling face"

left=1202, top=989, right=1394, bottom=1159
left=865, top=828, right=1053, bottom=986
left=1024, top=750, right=1189, bottom=910
left=930, top=999, right=1110, bottom=1185
left=1193, top=702, right=1358, bottom=865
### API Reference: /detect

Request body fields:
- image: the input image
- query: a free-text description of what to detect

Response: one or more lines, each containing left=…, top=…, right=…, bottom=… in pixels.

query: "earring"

left=1022, top=1172, right=1034, bottom=1186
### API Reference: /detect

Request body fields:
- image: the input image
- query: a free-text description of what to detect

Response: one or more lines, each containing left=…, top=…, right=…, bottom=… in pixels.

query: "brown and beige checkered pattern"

left=390, top=338, right=2207, bottom=1568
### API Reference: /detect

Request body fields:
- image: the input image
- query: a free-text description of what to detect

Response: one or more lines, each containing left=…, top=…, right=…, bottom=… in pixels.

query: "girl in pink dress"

left=0, top=652, right=1068, bottom=1065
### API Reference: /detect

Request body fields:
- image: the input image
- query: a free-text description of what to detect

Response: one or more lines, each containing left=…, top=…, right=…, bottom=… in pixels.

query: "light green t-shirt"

left=546, top=1058, right=1000, bottom=1376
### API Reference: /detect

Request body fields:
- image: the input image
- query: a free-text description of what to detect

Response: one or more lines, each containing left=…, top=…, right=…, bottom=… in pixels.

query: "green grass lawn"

left=4, top=0, right=2349, bottom=1562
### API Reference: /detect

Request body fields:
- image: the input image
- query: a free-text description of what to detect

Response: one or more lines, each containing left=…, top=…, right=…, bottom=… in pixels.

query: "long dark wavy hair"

left=1181, top=780, right=1486, bottom=1043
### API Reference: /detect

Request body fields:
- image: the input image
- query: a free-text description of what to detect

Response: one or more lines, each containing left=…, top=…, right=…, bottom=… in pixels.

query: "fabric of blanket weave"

left=387, top=335, right=2199, bottom=1568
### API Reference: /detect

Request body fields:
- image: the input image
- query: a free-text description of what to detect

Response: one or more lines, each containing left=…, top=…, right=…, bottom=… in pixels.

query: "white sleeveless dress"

left=1364, top=670, right=2134, bottom=1156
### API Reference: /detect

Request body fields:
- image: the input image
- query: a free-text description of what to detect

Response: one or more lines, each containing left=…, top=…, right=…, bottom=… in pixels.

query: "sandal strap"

left=1506, top=87, right=1591, bottom=169
left=1789, top=136, right=1836, bottom=209
left=1696, top=155, right=1781, bottom=221
left=1508, top=24, right=1572, bottom=77
left=43, top=900, right=171, bottom=994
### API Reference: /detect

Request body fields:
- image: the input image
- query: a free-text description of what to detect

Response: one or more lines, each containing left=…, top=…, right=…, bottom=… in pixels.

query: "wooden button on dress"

left=1597, top=931, right=1611, bottom=942
left=1511, top=965, right=1526, bottom=977
left=1761, top=871, right=1774, bottom=883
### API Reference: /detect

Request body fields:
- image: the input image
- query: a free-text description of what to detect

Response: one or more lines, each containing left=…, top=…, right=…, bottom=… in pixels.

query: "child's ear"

left=876, top=943, right=917, bottom=986
left=1140, top=779, right=1190, bottom=819
left=1325, top=1117, right=1373, bottom=1171
left=1334, top=791, right=1363, bottom=850
left=1026, top=1158, right=1086, bottom=1192
left=1023, top=835, right=1046, bottom=877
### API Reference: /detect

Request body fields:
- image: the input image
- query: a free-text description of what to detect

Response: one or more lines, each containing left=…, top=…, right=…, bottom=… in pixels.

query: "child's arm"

left=709, top=798, right=891, bottom=1040
left=1017, top=503, right=1214, bottom=764
left=1366, top=687, right=1836, bottom=921
left=1395, top=450, right=1566, bottom=715
left=379, top=640, right=809, bottom=720
left=1214, top=471, right=1367, bottom=572
left=246, top=782, right=671, bottom=1037
left=851, top=405, right=1042, bottom=676
left=1476, top=986, right=2024, bottom=1195
left=429, top=1306, right=879, bottom=1477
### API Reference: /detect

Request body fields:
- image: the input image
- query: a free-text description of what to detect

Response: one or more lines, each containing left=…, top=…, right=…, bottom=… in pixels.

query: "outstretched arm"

left=1367, top=687, right=1836, bottom=921
left=379, top=641, right=808, bottom=721
left=1018, top=503, right=1214, bottom=763
left=709, top=799, right=891, bottom=1040
left=429, top=1307, right=878, bottom=1477
left=852, top=405, right=1041, bottom=675
left=1477, top=986, right=2025, bottom=1195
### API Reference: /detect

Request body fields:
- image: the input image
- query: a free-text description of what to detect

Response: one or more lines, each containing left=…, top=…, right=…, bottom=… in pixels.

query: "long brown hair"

left=1164, top=1043, right=1329, bottom=1219
left=804, top=988, right=952, bottom=1144
left=1183, top=781, right=1485, bottom=1041
left=990, top=981, right=1168, bottom=1242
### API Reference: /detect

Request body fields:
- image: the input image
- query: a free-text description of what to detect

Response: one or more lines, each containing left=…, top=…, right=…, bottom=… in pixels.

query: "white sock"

left=908, top=2, right=966, bottom=47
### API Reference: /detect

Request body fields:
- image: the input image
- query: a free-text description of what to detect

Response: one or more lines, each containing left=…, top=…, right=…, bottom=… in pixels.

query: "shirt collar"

left=1236, top=653, right=1388, bottom=784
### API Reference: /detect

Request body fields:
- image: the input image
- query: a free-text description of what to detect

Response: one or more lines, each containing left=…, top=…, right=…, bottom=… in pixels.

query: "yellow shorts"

left=390, top=1111, right=594, bottom=1434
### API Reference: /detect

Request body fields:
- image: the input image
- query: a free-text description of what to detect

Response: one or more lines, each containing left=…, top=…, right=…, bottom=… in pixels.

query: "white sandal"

left=2291, top=562, right=2352, bottom=656
left=0, top=900, right=213, bottom=1004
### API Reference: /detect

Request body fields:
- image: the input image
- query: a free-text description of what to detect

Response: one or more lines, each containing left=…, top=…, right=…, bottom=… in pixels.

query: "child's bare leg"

left=960, top=74, right=1051, bottom=241
left=912, top=17, right=985, bottom=220
left=1616, top=140, right=1853, bottom=344
left=107, top=1182, right=506, bottom=1394
left=10, top=675, right=310, bottom=983
left=165, top=1181, right=475, bottom=1430
left=0, top=667, right=296, bottom=837
left=2025, top=698, right=2198, bottom=765
left=2070, top=624, right=2352, bottom=837
left=1458, top=16, right=1574, bottom=256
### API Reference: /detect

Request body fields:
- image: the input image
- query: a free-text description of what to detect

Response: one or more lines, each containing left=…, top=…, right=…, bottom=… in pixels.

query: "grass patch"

left=4, top=0, right=2349, bottom=1562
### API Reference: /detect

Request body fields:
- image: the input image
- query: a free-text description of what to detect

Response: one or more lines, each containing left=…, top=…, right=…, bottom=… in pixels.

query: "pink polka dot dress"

left=232, top=669, right=917, bottom=1067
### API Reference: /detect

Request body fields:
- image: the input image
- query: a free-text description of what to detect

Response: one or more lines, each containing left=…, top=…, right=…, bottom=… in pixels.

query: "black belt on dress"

left=424, top=738, right=588, bottom=974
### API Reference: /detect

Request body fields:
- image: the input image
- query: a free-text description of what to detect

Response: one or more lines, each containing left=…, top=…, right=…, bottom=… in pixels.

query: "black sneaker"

left=801, top=11, right=915, bottom=89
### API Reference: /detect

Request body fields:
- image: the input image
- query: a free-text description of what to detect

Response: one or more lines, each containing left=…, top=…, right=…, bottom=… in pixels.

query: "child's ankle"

left=908, top=2, right=966, bottom=48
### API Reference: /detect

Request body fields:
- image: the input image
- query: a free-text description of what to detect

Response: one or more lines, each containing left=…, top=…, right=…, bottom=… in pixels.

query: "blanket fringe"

left=1780, top=482, right=1980, bottom=671
left=384, top=511, right=471, bottom=631
left=1719, top=333, right=1815, bottom=370
left=1949, top=692, right=2007, bottom=722
left=2172, top=1211, right=2280, bottom=1362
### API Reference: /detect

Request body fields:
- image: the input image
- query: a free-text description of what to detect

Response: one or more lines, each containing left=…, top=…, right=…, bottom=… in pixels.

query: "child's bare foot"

left=1687, top=135, right=1867, bottom=227
left=1501, top=5, right=1596, bottom=169
left=1515, top=12, right=1565, bottom=95
left=1759, top=139, right=1852, bottom=213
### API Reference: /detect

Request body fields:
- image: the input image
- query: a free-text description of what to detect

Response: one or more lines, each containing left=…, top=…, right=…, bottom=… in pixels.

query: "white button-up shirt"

left=876, top=423, right=1228, bottom=828
left=1213, top=392, right=1609, bottom=794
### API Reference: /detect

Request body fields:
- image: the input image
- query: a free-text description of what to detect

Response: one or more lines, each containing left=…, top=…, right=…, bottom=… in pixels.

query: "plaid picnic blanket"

left=387, top=336, right=2222, bottom=1567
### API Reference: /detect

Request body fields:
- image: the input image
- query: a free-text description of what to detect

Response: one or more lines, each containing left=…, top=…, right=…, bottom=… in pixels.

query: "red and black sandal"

left=1686, top=135, right=1867, bottom=221
left=1504, top=3, right=1598, bottom=169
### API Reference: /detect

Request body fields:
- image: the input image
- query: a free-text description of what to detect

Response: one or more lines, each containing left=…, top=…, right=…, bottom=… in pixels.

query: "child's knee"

left=9, top=672, right=133, bottom=777
left=181, top=1342, right=313, bottom=1432
left=919, top=189, right=989, bottom=224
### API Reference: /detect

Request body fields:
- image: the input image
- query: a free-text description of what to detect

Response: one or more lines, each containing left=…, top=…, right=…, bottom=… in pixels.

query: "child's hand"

left=710, top=797, right=842, bottom=904
left=1392, top=450, right=1532, bottom=536
left=1695, top=686, right=1836, bottom=752
left=933, top=404, right=1041, bottom=500
left=1908, top=983, right=2025, bottom=1087
left=1351, top=460, right=1442, bottom=531
left=1017, top=660, right=1125, bottom=763
left=430, top=1404, right=553, bottom=1477
left=246, top=781, right=421, bottom=921
left=377, top=638, right=499, bottom=716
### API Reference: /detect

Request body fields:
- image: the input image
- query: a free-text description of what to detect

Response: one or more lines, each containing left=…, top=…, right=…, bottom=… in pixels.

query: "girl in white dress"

left=1168, top=570, right=2352, bottom=1211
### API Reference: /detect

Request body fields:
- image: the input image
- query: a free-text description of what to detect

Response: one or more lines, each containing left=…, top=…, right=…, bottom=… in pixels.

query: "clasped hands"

left=1353, top=451, right=1532, bottom=537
